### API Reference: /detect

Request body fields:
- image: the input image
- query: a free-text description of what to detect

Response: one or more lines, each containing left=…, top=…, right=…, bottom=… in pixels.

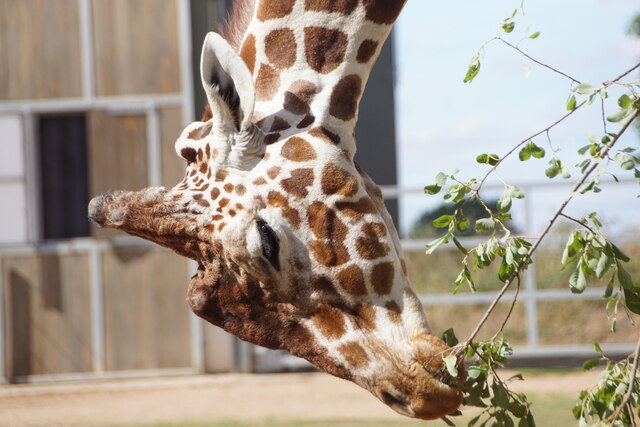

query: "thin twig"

left=460, top=110, right=640, bottom=349
left=605, top=62, right=640, bottom=85
left=497, top=38, right=582, bottom=84
left=608, top=331, right=640, bottom=423
left=558, top=212, right=598, bottom=236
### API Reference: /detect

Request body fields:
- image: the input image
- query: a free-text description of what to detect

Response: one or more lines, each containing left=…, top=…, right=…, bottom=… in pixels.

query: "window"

left=38, top=114, right=90, bottom=240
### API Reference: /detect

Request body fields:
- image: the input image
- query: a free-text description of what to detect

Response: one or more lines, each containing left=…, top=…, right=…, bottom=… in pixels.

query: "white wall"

left=0, top=114, right=28, bottom=244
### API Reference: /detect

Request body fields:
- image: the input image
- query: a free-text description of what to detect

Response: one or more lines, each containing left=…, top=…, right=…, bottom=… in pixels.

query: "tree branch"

left=459, top=109, right=640, bottom=349
left=608, top=331, right=640, bottom=423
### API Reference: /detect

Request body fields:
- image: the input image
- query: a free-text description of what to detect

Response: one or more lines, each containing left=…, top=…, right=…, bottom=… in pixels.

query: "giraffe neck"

left=237, top=0, right=406, bottom=157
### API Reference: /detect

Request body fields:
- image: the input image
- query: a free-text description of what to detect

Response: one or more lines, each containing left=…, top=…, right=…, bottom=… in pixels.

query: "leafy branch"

left=427, top=7, right=640, bottom=425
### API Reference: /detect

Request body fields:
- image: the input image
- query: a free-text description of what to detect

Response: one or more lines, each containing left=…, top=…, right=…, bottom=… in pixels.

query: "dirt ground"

left=0, top=369, right=599, bottom=426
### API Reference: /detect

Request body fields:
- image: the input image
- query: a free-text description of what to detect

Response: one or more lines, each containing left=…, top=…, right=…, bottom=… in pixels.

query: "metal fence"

left=1, top=180, right=637, bottom=382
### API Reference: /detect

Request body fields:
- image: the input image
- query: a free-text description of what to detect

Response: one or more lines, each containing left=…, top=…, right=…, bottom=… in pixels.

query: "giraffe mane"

left=219, top=0, right=256, bottom=51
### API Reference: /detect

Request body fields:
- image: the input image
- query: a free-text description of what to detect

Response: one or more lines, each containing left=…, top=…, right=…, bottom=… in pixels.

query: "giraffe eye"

left=256, top=220, right=280, bottom=271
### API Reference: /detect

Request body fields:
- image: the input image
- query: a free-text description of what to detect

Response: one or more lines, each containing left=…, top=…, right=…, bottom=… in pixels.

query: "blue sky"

left=394, top=0, right=640, bottom=237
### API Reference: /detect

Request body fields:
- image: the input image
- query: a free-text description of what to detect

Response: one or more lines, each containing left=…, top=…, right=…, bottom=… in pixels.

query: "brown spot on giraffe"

left=219, top=198, right=230, bottom=208
left=188, top=121, right=213, bottom=140
left=330, top=74, right=362, bottom=121
left=338, top=341, right=369, bottom=369
left=239, top=34, right=257, bottom=74
left=283, top=80, right=318, bottom=115
left=267, top=191, right=301, bottom=229
left=363, top=0, right=406, bottom=25
left=356, top=39, right=379, bottom=63
left=308, top=126, right=340, bottom=144
left=255, top=63, right=280, bottom=101
left=304, top=0, right=358, bottom=14
left=371, top=262, right=394, bottom=295
left=215, top=170, right=228, bottom=182
left=296, top=114, right=315, bottom=128
left=363, top=222, right=386, bottom=238
left=337, top=264, right=367, bottom=295
left=235, top=184, right=246, bottom=196
left=309, top=239, right=350, bottom=267
left=265, top=28, right=297, bottom=70
left=307, top=202, right=347, bottom=241
left=257, top=0, right=296, bottom=21
left=304, top=27, right=348, bottom=74
left=321, top=163, right=359, bottom=197
left=270, top=117, right=291, bottom=132
left=335, top=197, right=377, bottom=221
left=252, top=177, right=267, bottom=186
left=199, top=163, right=208, bottom=174
left=223, top=183, right=234, bottom=193
left=181, top=147, right=197, bottom=164
left=281, top=168, right=314, bottom=199
left=267, top=166, right=281, bottom=180
left=356, top=303, right=377, bottom=331
left=312, top=275, right=338, bottom=296
left=281, top=136, right=317, bottom=161
left=212, top=214, right=224, bottom=221
left=356, top=223, right=390, bottom=260
left=385, top=300, right=402, bottom=323
left=210, top=188, right=220, bottom=200
left=264, top=133, right=281, bottom=144
left=311, top=304, right=346, bottom=339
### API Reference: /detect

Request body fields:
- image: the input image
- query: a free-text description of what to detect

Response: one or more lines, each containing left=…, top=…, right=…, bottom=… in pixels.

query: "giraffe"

left=89, top=0, right=465, bottom=420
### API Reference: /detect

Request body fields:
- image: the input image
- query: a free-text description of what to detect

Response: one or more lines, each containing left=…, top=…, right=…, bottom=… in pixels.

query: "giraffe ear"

left=200, top=32, right=255, bottom=131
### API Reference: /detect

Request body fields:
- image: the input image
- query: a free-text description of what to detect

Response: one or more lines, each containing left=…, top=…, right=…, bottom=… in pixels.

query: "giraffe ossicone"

left=89, top=0, right=465, bottom=420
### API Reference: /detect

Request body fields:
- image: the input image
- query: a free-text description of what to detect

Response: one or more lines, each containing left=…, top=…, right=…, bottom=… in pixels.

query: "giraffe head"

left=89, top=5, right=464, bottom=420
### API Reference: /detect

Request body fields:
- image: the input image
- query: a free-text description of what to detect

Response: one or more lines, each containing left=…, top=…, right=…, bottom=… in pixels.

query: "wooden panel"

left=92, top=0, right=181, bottom=96
left=88, top=111, right=148, bottom=238
left=2, top=254, right=93, bottom=379
left=159, top=106, right=186, bottom=188
left=102, top=248, right=191, bottom=371
left=0, top=0, right=82, bottom=100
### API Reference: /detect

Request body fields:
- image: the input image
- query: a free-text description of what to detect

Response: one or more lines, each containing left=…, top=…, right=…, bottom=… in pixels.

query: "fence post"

left=89, top=244, right=105, bottom=374
left=523, top=185, right=539, bottom=349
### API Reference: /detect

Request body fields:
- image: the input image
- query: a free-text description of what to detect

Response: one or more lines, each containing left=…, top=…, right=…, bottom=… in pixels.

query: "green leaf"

left=612, top=244, right=630, bottom=262
left=464, top=55, right=481, bottom=83
left=424, top=184, right=441, bottom=195
left=623, top=287, right=640, bottom=315
left=502, top=21, right=515, bottom=33
left=435, top=172, right=448, bottom=186
left=607, top=107, right=633, bottom=123
left=475, top=217, right=496, bottom=232
left=476, top=153, right=500, bottom=166
left=566, top=95, right=577, bottom=111
left=618, top=94, right=632, bottom=109
left=441, top=416, right=456, bottom=426
left=457, top=217, right=470, bottom=233
left=443, top=354, right=458, bottom=377
left=441, top=328, right=459, bottom=347
left=614, top=153, right=635, bottom=170
left=574, top=83, right=597, bottom=94
left=583, top=358, right=601, bottom=371
left=497, top=190, right=512, bottom=213
left=569, top=269, right=586, bottom=294
left=529, top=31, right=540, bottom=39
left=593, top=342, right=603, bottom=354
left=618, top=266, right=634, bottom=290
left=433, top=214, right=455, bottom=228
left=498, top=260, right=515, bottom=282
left=545, top=159, right=561, bottom=178
left=595, top=253, right=610, bottom=279
left=453, top=237, right=469, bottom=255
